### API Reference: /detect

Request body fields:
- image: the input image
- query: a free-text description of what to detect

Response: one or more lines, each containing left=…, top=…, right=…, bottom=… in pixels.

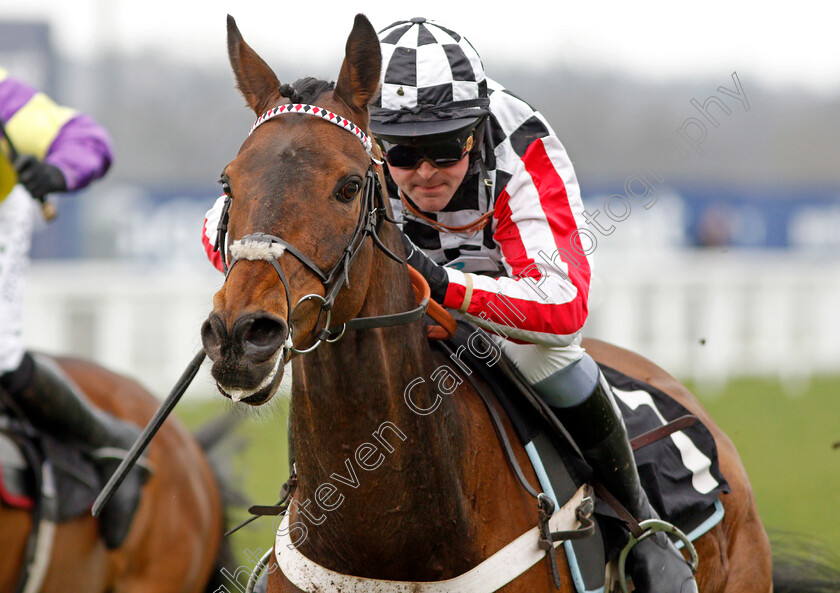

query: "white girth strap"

left=274, top=485, right=588, bottom=593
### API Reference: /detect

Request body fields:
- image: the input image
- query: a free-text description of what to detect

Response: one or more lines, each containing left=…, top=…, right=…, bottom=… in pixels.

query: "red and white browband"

left=250, top=103, right=377, bottom=159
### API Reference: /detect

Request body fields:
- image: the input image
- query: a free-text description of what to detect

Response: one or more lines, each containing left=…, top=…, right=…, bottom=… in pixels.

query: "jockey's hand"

left=400, top=231, right=449, bottom=303
left=14, top=155, right=66, bottom=200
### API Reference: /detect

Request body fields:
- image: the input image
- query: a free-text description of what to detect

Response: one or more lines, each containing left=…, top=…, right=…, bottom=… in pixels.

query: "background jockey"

left=369, top=19, right=697, bottom=593
left=0, top=68, right=144, bottom=549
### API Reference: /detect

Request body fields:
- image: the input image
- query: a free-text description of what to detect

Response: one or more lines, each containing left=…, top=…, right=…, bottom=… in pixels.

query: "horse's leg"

left=581, top=338, right=773, bottom=593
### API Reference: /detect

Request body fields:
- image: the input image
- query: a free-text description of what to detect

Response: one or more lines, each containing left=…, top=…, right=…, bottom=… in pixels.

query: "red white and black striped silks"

left=387, top=77, right=593, bottom=347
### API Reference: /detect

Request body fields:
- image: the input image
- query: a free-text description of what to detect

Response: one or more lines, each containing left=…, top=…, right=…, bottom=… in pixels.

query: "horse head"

left=201, top=14, right=383, bottom=405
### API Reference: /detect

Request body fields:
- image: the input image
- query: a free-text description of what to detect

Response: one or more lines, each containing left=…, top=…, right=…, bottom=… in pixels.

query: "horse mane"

left=281, top=77, right=335, bottom=104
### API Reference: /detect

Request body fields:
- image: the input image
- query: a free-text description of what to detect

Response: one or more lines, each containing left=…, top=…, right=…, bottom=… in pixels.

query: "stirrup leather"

left=537, top=491, right=596, bottom=590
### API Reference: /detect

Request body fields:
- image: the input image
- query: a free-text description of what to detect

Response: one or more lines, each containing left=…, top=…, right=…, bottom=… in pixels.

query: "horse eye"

left=336, top=178, right=362, bottom=202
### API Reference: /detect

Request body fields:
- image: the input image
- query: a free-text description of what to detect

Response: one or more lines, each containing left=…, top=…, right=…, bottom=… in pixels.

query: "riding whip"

left=0, top=116, right=58, bottom=221
left=92, top=349, right=206, bottom=518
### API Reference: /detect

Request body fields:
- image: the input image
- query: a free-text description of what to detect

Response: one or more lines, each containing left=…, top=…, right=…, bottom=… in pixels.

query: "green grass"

left=176, top=394, right=291, bottom=572
left=175, top=375, right=840, bottom=572
left=690, top=376, right=840, bottom=551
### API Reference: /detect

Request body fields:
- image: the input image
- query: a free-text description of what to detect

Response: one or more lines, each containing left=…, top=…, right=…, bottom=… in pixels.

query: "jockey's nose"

left=415, top=160, right=438, bottom=180
left=201, top=312, right=288, bottom=363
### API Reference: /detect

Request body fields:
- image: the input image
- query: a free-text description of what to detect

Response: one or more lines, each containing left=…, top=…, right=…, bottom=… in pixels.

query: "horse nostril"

left=241, top=315, right=288, bottom=362
left=245, top=317, right=287, bottom=347
left=201, top=315, right=226, bottom=360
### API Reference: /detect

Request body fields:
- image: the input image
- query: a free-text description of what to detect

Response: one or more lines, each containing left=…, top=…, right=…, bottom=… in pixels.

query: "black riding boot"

left=0, top=353, right=149, bottom=549
left=537, top=367, right=697, bottom=593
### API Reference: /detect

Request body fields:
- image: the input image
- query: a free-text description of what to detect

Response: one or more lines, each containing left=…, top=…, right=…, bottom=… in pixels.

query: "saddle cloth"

left=439, top=323, right=729, bottom=593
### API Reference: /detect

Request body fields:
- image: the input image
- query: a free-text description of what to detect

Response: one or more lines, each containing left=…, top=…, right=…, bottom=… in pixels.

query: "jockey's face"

left=387, top=154, right=470, bottom=213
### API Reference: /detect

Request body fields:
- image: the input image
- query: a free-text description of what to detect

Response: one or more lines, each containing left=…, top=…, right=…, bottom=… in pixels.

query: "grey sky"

left=1, top=0, right=836, bottom=93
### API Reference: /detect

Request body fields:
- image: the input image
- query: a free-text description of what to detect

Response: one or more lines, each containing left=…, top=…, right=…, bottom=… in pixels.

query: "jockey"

left=0, top=68, right=145, bottom=549
left=369, top=19, right=697, bottom=593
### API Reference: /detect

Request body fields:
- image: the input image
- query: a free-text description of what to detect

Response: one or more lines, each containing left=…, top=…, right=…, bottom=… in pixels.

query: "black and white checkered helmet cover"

left=376, top=17, right=487, bottom=111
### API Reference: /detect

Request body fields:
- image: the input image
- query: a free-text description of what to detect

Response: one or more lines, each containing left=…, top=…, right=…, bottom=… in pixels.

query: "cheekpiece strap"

left=250, top=103, right=377, bottom=159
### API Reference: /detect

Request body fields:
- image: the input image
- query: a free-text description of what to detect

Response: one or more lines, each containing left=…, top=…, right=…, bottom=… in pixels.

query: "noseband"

left=214, top=102, right=428, bottom=354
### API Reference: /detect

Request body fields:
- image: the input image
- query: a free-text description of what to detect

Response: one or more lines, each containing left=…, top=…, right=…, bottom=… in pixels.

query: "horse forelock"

left=286, top=77, right=336, bottom=104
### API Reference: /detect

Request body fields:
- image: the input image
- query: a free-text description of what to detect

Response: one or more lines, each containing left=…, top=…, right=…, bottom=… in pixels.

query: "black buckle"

left=537, top=491, right=596, bottom=591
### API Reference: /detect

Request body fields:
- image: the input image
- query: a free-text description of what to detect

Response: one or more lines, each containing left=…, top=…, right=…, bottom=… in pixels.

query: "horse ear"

left=334, top=14, right=381, bottom=113
left=227, top=15, right=284, bottom=115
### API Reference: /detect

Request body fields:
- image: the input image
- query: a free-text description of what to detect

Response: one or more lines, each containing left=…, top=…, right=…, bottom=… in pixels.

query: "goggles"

left=379, top=134, right=474, bottom=169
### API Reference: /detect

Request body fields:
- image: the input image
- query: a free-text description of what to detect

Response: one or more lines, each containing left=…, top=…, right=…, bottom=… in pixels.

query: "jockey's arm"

left=0, top=71, right=112, bottom=195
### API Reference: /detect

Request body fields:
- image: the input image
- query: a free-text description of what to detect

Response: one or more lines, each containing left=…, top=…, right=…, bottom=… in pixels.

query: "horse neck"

left=290, top=233, right=481, bottom=578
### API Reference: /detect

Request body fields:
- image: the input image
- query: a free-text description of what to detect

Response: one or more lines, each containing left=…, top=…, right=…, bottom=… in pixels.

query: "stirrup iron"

left=616, top=519, right=699, bottom=593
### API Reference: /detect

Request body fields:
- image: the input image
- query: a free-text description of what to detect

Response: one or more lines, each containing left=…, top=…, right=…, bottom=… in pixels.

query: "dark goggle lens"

left=383, top=140, right=468, bottom=169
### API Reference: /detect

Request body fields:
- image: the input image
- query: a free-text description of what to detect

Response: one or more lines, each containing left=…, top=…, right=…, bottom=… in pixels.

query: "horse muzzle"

left=201, top=311, right=289, bottom=405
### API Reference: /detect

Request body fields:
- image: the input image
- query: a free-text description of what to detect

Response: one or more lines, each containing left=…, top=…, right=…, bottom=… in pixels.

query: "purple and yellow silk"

left=0, top=68, right=113, bottom=201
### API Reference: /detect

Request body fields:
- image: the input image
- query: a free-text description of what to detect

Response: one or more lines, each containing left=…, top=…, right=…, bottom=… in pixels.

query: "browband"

left=250, top=103, right=378, bottom=160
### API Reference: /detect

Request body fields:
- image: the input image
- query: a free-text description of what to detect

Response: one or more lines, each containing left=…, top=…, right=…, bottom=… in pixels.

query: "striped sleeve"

left=0, top=74, right=112, bottom=192
left=441, top=135, right=592, bottom=346
left=202, top=195, right=226, bottom=272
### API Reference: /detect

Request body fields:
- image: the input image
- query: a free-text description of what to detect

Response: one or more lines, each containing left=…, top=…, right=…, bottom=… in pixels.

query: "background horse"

left=0, top=355, right=235, bottom=593
left=201, top=13, right=836, bottom=593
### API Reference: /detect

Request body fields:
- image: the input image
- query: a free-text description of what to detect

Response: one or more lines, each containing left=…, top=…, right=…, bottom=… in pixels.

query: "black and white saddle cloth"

left=438, top=323, right=729, bottom=593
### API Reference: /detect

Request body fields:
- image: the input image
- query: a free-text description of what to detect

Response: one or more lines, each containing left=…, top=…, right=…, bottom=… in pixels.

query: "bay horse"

left=201, top=13, right=801, bottom=593
left=0, top=355, right=234, bottom=593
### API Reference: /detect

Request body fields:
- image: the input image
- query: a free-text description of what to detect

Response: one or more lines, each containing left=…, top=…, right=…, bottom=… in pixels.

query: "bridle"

left=214, top=102, right=429, bottom=354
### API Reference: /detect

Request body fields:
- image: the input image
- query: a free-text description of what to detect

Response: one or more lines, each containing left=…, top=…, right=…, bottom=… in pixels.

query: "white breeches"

left=0, top=186, right=35, bottom=374
left=493, top=333, right=585, bottom=384
left=493, top=333, right=600, bottom=408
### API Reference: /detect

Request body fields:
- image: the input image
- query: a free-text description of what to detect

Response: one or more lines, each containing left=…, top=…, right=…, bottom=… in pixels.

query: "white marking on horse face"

left=227, top=351, right=284, bottom=402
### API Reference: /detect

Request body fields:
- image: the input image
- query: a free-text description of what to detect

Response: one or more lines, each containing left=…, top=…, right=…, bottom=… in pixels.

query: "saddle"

left=437, top=321, right=730, bottom=593
left=0, top=393, right=107, bottom=590
left=0, top=406, right=101, bottom=521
